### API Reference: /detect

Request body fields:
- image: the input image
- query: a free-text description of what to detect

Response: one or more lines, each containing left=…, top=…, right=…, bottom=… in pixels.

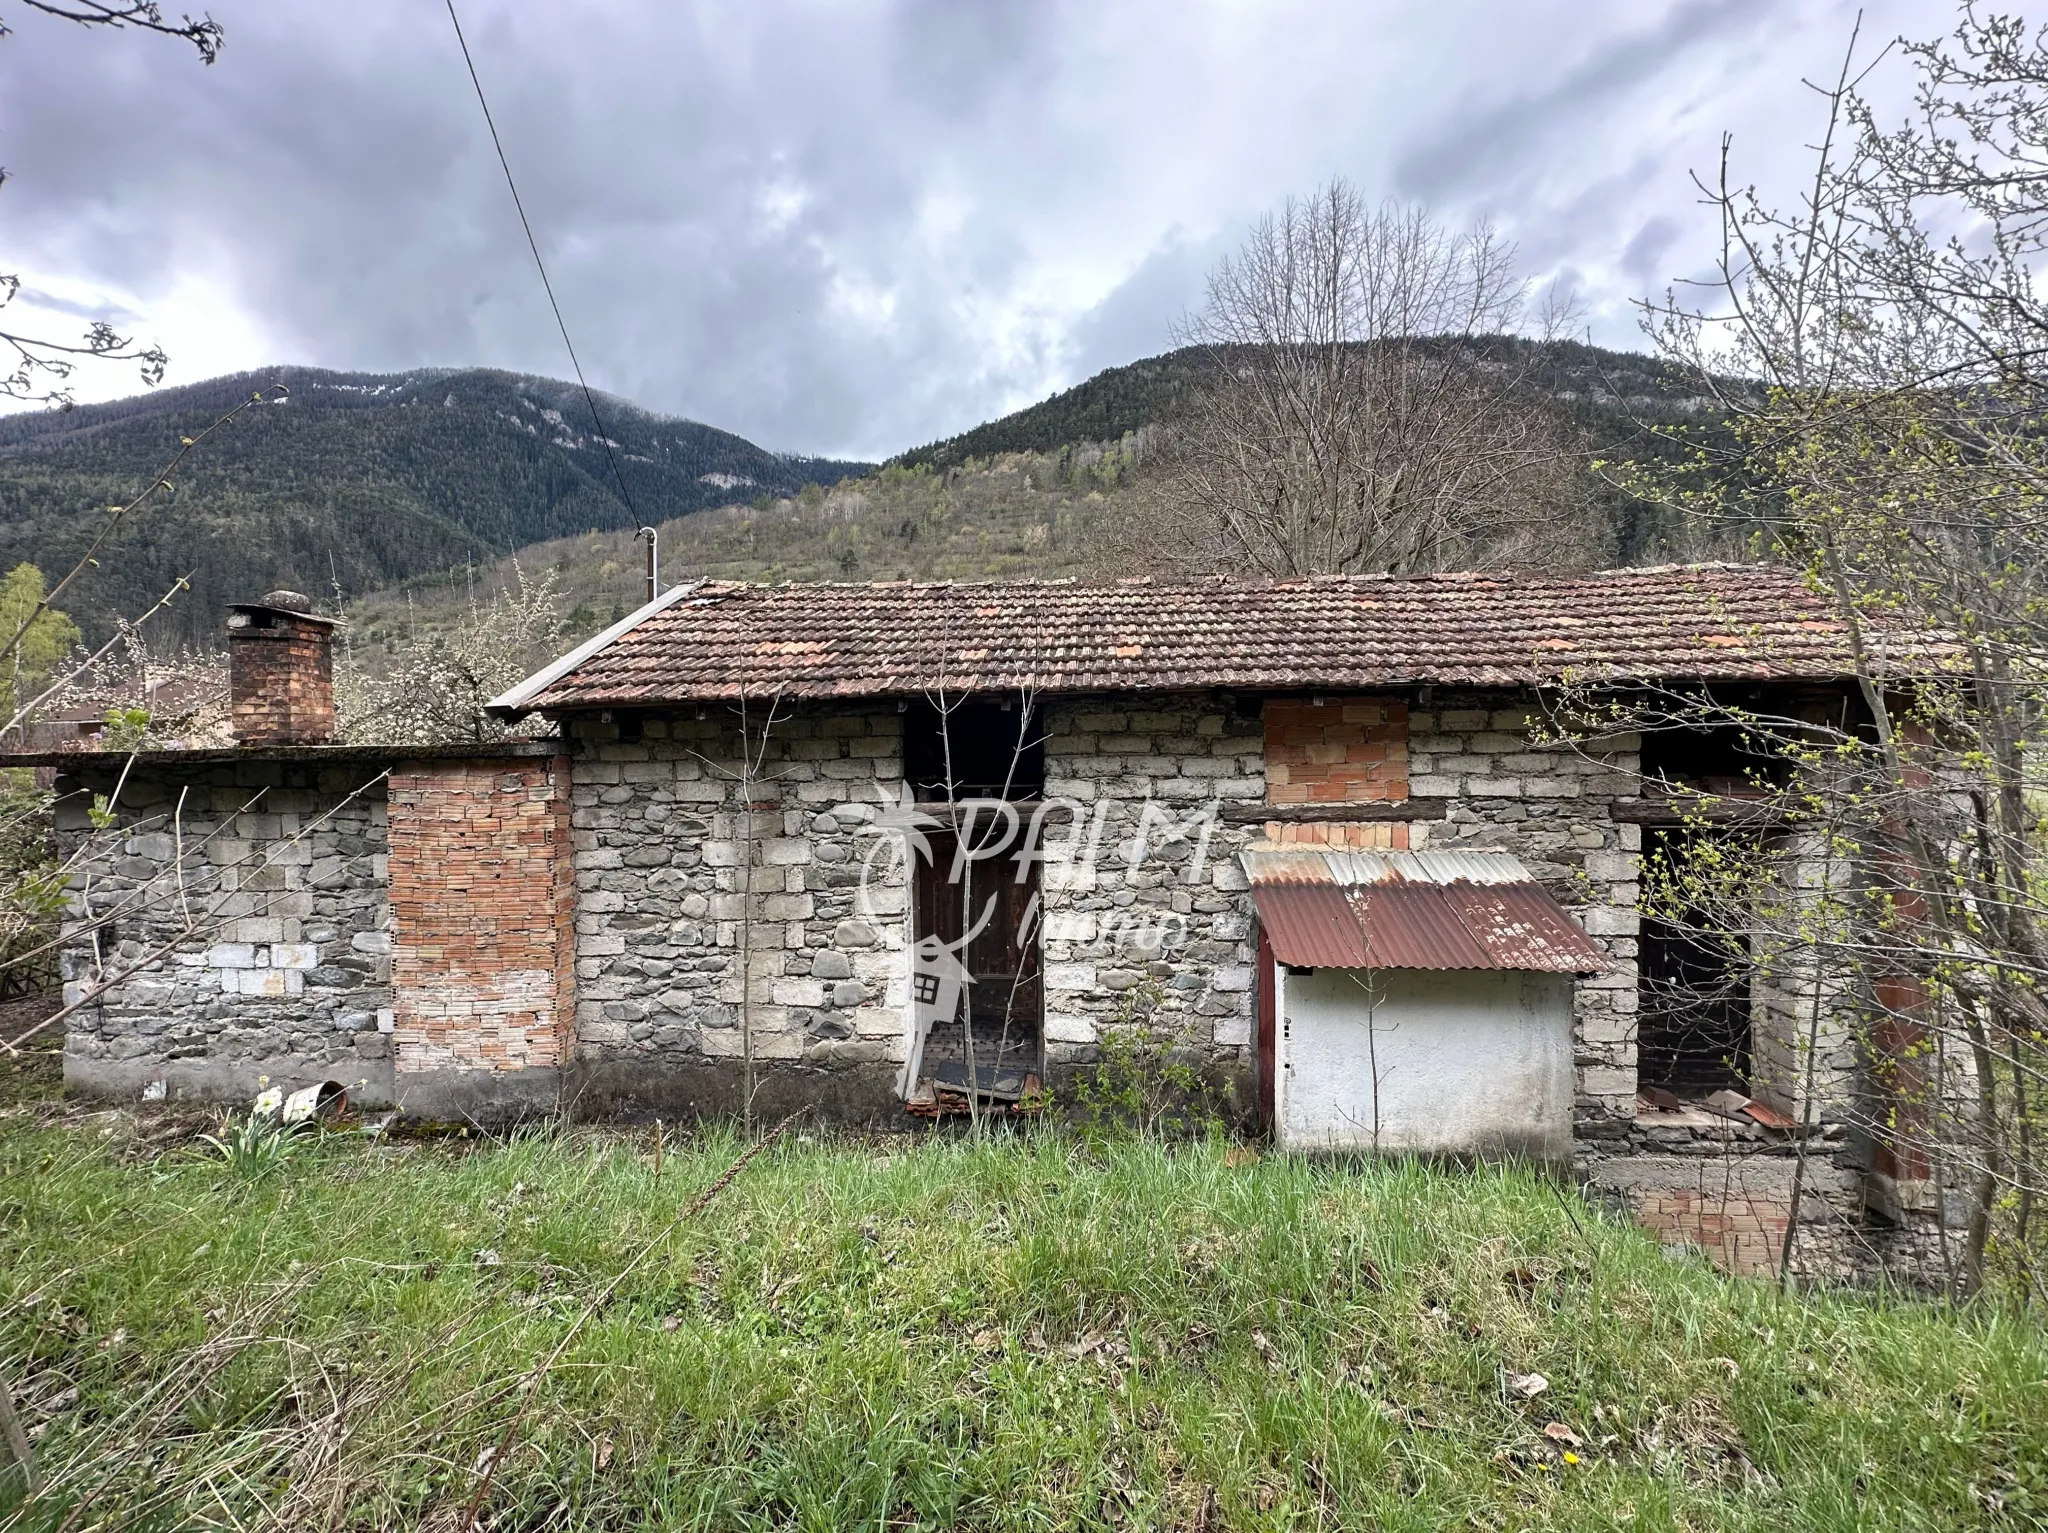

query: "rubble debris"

left=250, top=1080, right=349, bottom=1128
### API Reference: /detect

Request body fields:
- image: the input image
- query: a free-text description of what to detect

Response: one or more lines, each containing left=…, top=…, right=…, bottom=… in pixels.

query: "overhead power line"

left=444, top=0, right=643, bottom=527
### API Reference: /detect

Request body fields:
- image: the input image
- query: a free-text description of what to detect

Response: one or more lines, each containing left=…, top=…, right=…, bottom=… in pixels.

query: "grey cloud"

left=10, top=284, right=141, bottom=324
left=1063, top=226, right=1232, bottom=381
left=1394, top=0, right=1771, bottom=200
left=888, top=0, right=1061, bottom=118
left=1503, top=153, right=1670, bottom=284
left=1621, top=216, right=1683, bottom=283
left=0, top=0, right=1936, bottom=457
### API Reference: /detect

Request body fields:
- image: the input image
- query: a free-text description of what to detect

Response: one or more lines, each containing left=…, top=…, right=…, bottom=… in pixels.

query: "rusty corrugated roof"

left=1351, top=883, right=1498, bottom=969
left=490, top=564, right=1880, bottom=712
left=1243, top=847, right=1607, bottom=974
left=1255, top=877, right=1371, bottom=968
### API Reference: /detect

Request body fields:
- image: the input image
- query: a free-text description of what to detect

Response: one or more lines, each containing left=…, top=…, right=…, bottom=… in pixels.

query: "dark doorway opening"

left=911, top=826, right=1042, bottom=1091
left=1640, top=713, right=1790, bottom=797
left=904, top=699, right=1044, bottom=801
left=1638, top=827, right=1753, bottom=1094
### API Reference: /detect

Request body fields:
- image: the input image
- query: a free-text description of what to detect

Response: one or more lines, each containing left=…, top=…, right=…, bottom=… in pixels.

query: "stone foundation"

left=1580, top=1108, right=1956, bottom=1286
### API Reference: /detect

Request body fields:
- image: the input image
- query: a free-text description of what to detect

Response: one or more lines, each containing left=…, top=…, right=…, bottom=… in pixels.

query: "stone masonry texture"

left=564, top=707, right=910, bottom=1092
left=387, top=758, right=575, bottom=1075
left=47, top=690, right=1639, bottom=1130
left=43, top=681, right=1948, bottom=1286
left=54, top=761, right=392, bottom=1101
left=1037, top=695, right=1264, bottom=1095
left=1400, top=691, right=1642, bottom=1130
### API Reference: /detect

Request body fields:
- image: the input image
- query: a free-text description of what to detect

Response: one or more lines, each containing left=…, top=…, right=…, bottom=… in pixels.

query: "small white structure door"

left=1276, top=967, right=1575, bottom=1165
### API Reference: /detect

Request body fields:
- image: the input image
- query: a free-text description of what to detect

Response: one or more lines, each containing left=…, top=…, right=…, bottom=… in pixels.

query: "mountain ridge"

left=0, top=365, right=869, bottom=645
left=893, top=337, right=1723, bottom=472
left=1, top=338, right=1729, bottom=651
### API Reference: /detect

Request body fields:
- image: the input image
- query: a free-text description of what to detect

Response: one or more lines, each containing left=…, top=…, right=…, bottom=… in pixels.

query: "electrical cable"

left=444, top=0, right=643, bottom=526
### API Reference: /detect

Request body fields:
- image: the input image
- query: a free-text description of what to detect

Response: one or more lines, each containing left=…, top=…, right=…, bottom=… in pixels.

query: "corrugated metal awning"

left=1242, top=848, right=1608, bottom=975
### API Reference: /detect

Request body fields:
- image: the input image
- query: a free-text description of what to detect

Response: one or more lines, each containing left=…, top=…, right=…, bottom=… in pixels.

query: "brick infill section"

left=388, top=756, right=574, bottom=1073
left=1263, top=697, right=1409, bottom=805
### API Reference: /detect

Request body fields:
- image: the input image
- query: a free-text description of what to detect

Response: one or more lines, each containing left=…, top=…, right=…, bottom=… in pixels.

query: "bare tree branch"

left=1115, top=184, right=1593, bottom=577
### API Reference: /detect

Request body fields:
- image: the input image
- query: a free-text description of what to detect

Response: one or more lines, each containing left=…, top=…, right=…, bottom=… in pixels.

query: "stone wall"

left=54, top=760, right=394, bottom=1103
left=564, top=707, right=910, bottom=1119
left=386, top=756, right=575, bottom=1117
left=1037, top=694, right=1266, bottom=1105
left=1401, top=691, right=1643, bottom=1131
left=39, top=691, right=1649, bottom=1137
left=564, top=695, right=1276, bottom=1118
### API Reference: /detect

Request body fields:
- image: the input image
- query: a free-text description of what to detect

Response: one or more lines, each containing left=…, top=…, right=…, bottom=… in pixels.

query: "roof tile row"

left=507, top=564, right=1866, bottom=711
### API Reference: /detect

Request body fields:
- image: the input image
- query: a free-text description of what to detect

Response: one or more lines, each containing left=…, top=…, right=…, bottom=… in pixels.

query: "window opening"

left=1638, top=826, right=1752, bottom=1094
left=1640, top=716, right=1788, bottom=797
left=903, top=699, right=1044, bottom=801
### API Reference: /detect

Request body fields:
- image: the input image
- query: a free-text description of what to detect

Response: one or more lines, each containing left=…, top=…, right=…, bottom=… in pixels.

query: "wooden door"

left=912, top=828, right=1042, bottom=1086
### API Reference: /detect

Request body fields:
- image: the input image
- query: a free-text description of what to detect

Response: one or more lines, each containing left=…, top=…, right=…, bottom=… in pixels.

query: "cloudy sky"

left=0, top=0, right=1931, bottom=459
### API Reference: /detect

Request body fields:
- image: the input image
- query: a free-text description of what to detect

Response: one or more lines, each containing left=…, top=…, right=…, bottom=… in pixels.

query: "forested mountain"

left=895, top=338, right=1721, bottom=469
left=0, top=367, right=868, bottom=645
left=2, top=339, right=1739, bottom=651
left=894, top=337, right=1737, bottom=567
left=380, top=336, right=1745, bottom=649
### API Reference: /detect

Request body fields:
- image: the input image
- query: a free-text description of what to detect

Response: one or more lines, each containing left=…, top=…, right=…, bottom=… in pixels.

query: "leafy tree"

left=1603, top=1, right=2048, bottom=1300
left=0, top=563, right=79, bottom=723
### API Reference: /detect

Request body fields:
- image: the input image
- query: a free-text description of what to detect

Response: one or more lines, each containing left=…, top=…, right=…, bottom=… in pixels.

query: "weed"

left=1073, top=981, right=1229, bottom=1138
left=195, top=1111, right=302, bottom=1180
left=0, top=1117, right=2042, bottom=1529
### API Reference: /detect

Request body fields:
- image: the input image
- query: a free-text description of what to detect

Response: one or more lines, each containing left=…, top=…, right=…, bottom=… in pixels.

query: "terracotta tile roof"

left=498, top=563, right=1865, bottom=711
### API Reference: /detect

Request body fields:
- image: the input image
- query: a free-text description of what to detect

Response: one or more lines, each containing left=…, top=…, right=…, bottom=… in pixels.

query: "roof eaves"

left=0, top=740, right=564, bottom=769
left=485, top=580, right=704, bottom=718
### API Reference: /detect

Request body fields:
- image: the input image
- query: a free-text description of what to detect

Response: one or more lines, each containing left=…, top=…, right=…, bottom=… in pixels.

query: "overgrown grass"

left=2, top=1110, right=2044, bottom=1530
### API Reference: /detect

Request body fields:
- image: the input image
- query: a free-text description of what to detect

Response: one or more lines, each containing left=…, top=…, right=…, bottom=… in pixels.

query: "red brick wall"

left=1263, top=696, right=1409, bottom=805
left=229, top=616, right=334, bottom=744
left=1259, top=820, right=1412, bottom=850
left=387, top=757, right=575, bottom=1073
left=1631, top=1188, right=1791, bottom=1276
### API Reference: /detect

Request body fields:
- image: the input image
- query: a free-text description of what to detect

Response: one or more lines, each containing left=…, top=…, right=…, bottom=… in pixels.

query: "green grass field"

left=2, top=1108, right=2044, bottom=1531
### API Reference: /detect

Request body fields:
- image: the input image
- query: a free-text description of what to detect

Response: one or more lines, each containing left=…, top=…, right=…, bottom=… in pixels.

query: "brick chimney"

left=227, top=589, right=339, bottom=745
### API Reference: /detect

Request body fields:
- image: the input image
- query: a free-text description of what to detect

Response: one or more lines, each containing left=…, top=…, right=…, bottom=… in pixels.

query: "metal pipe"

left=639, top=525, right=658, bottom=604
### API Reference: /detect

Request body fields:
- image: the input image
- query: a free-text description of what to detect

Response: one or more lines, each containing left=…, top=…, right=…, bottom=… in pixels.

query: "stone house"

left=4, top=568, right=1934, bottom=1278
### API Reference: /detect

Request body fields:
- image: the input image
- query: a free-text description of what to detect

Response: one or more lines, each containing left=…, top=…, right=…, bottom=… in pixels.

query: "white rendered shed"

left=1244, top=850, right=1606, bottom=1165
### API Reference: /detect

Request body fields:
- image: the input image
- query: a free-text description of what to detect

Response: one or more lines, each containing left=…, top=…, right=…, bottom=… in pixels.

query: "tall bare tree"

left=1119, top=182, right=1591, bottom=576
